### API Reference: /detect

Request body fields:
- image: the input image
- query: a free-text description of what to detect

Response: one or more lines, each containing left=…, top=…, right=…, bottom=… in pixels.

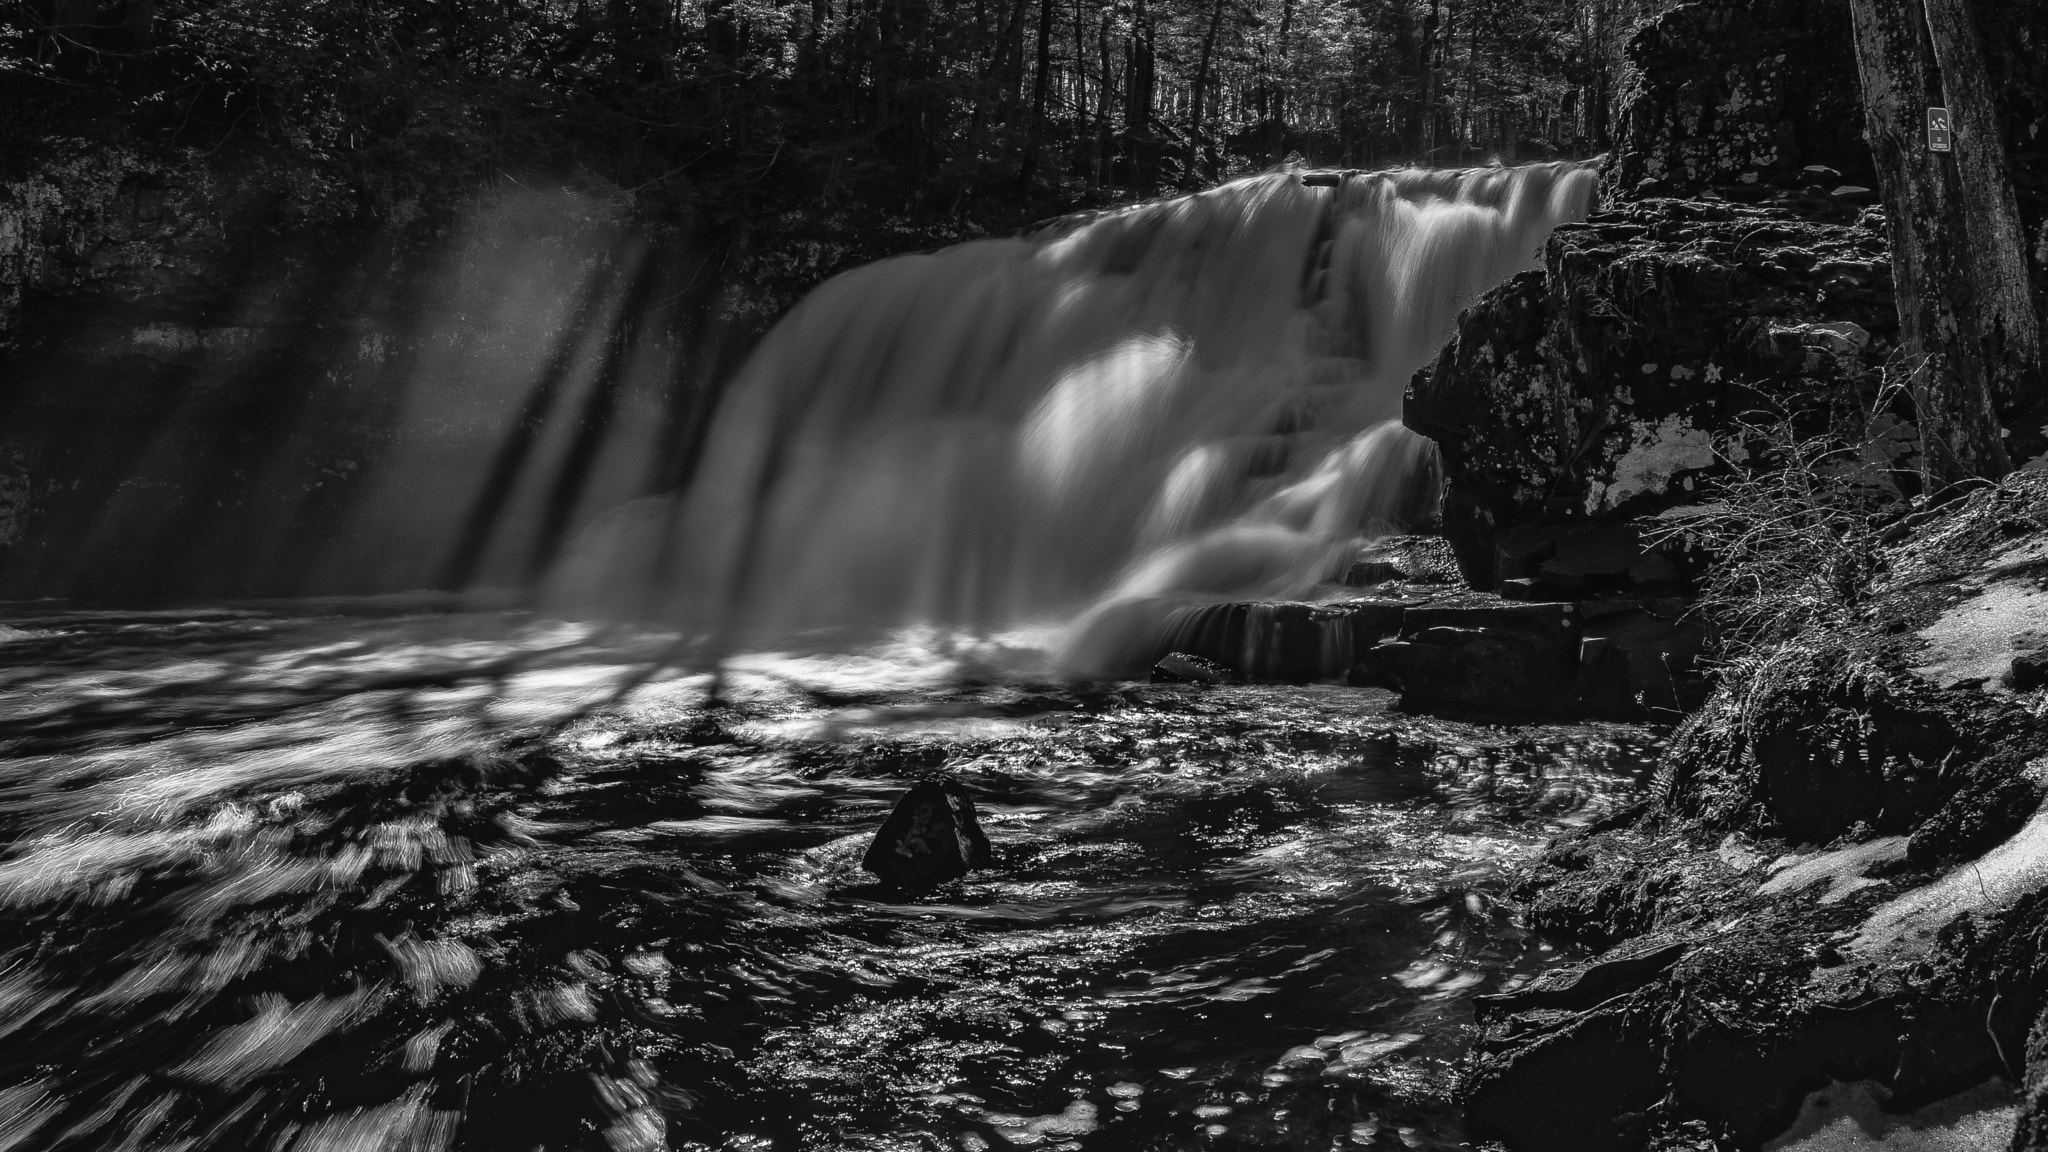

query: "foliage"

left=1649, top=374, right=1922, bottom=660
left=1, top=0, right=1639, bottom=231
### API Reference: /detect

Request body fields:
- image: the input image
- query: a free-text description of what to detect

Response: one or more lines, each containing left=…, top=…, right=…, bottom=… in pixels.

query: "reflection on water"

left=0, top=604, right=1660, bottom=1151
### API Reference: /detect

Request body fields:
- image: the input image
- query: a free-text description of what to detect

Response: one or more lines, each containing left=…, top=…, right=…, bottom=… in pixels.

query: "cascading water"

left=565, top=161, right=1600, bottom=667
left=0, top=159, right=1675, bottom=1152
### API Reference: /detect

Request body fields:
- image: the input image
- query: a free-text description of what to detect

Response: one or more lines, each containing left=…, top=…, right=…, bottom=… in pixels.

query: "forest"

left=7, top=1, right=2048, bottom=1150
left=2, top=0, right=1639, bottom=233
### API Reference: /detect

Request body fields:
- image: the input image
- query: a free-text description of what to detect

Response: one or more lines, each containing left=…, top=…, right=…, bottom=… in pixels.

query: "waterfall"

left=552, top=161, right=1600, bottom=670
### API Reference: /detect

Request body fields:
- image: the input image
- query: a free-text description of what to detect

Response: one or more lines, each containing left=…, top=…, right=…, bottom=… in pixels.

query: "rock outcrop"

left=1609, top=0, right=1872, bottom=199
left=1409, top=196, right=1897, bottom=594
left=1465, top=473, right=2048, bottom=1152
left=1140, top=590, right=1703, bottom=721
left=861, top=776, right=994, bottom=889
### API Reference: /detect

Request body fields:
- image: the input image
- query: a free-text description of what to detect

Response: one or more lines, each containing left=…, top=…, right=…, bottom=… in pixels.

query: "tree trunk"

left=1017, top=0, right=1057, bottom=187
left=1847, top=0, right=2038, bottom=480
left=1921, top=0, right=2046, bottom=463
left=1273, top=0, right=1297, bottom=132
left=1095, top=8, right=1116, bottom=187
left=1189, top=0, right=1223, bottom=179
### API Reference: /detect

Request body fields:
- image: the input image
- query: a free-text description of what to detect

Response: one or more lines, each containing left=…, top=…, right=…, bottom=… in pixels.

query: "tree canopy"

left=3, top=0, right=1635, bottom=226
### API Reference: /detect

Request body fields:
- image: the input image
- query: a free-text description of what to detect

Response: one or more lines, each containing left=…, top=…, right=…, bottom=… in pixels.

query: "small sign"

left=1928, top=106, right=1953, bottom=152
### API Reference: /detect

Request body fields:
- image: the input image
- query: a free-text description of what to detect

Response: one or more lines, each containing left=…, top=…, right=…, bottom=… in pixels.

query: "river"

left=0, top=602, right=1659, bottom=1151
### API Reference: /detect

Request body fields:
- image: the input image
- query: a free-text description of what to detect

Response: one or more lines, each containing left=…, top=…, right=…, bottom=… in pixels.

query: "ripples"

left=0, top=607, right=1662, bottom=1151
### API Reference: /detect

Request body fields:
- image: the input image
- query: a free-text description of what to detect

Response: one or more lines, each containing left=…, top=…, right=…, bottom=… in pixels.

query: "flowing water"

left=551, top=163, right=1599, bottom=669
left=0, top=606, right=1657, bottom=1152
left=1, top=161, right=1627, bottom=1151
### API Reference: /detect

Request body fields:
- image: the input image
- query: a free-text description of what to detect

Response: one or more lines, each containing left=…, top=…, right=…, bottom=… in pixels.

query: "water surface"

left=0, top=604, right=1659, bottom=1151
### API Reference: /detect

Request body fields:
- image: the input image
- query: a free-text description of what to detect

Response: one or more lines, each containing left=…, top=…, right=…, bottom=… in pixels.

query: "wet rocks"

left=1352, top=596, right=1703, bottom=721
left=1476, top=934, right=1691, bottom=1017
left=861, top=776, right=993, bottom=889
left=1152, top=598, right=1413, bottom=684
left=1143, top=589, right=1702, bottom=721
left=1368, top=602, right=1583, bottom=715
left=1341, top=535, right=1460, bottom=587
left=1141, top=588, right=1700, bottom=720
left=1407, top=197, right=1898, bottom=595
left=1149, top=652, right=1234, bottom=684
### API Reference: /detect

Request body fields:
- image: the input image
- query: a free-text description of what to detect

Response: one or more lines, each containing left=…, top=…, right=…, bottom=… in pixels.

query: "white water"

left=553, top=162, right=1600, bottom=669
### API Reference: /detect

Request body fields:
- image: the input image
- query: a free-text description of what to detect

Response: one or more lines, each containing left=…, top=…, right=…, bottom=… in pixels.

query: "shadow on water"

left=0, top=605, right=1663, bottom=1151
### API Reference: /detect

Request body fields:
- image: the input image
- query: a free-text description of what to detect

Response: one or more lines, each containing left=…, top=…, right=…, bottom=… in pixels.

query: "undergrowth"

left=1649, top=370, right=1939, bottom=663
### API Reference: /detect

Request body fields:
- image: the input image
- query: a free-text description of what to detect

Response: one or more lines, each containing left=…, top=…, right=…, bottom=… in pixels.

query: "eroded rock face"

left=1408, top=197, right=1896, bottom=592
left=1610, top=0, right=1872, bottom=198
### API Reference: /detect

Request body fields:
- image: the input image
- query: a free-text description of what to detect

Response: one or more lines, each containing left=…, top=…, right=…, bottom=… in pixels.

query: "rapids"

left=553, top=162, right=1600, bottom=668
left=0, top=605, right=1659, bottom=1151
left=0, top=161, right=1623, bottom=1151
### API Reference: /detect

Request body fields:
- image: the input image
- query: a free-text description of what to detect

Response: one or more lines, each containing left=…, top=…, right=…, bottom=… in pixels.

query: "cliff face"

left=1408, top=195, right=1896, bottom=595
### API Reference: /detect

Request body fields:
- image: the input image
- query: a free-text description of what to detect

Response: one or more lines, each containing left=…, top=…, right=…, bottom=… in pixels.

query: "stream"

left=0, top=602, right=1660, bottom=1152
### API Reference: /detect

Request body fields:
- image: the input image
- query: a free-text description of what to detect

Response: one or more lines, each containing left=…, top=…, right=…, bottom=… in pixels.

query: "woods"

left=3, top=0, right=1641, bottom=222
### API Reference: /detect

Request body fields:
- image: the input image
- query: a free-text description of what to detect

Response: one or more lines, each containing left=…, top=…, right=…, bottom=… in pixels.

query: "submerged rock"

left=861, top=776, right=993, bottom=889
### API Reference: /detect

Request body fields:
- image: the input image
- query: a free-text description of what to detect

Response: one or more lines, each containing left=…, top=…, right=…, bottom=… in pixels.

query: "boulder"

left=1408, top=197, right=1898, bottom=593
left=861, top=776, right=993, bottom=889
left=1368, top=602, right=1583, bottom=714
left=1609, top=0, right=1871, bottom=199
left=1340, top=535, right=1461, bottom=587
left=1149, top=652, right=1233, bottom=684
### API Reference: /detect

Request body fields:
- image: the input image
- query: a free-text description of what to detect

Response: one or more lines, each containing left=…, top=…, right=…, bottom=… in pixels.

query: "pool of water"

left=0, top=604, right=1662, bottom=1151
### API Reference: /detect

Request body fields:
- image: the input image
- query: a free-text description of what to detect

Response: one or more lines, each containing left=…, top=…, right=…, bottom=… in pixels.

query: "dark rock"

left=1372, top=602, right=1582, bottom=714
left=1498, top=578, right=1542, bottom=601
left=1907, top=751, right=2045, bottom=870
left=861, top=776, right=993, bottom=889
left=1149, top=652, right=1233, bottom=684
left=1476, top=935, right=1691, bottom=1018
left=1571, top=606, right=1705, bottom=719
left=1408, top=197, right=1898, bottom=593
left=1155, top=599, right=1412, bottom=682
left=2010, top=649, right=2048, bottom=692
left=1341, top=535, right=1461, bottom=587
left=1341, top=558, right=1404, bottom=586
left=1610, top=0, right=1872, bottom=199
left=1465, top=1012, right=1664, bottom=1152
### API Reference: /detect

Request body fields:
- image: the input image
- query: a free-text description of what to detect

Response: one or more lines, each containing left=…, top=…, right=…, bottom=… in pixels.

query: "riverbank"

left=1463, top=470, right=2048, bottom=1151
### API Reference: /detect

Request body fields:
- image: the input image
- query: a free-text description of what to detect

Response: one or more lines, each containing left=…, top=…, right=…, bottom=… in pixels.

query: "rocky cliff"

left=1409, top=193, right=1897, bottom=597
